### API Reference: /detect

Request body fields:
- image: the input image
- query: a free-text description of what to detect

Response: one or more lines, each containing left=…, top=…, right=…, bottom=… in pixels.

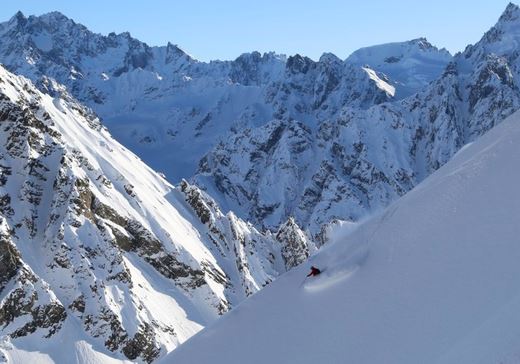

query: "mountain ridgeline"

left=0, top=9, right=453, bottom=234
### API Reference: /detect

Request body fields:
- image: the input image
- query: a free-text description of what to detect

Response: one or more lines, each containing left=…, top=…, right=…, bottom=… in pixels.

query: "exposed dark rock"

left=0, top=232, right=20, bottom=293
left=122, top=323, right=161, bottom=363
left=276, top=217, right=311, bottom=269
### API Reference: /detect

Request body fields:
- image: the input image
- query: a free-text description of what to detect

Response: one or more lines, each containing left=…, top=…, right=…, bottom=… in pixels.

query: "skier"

left=306, top=266, right=321, bottom=277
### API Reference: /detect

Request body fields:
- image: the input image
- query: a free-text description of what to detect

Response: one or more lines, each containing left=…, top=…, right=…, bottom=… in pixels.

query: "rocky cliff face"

left=194, top=3, right=520, bottom=234
left=276, top=218, right=315, bottom=270
left=0, top=66, right=307, bottom=362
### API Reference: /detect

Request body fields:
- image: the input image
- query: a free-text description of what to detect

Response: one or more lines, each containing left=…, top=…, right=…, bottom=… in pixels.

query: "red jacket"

left=307, top=266, right=321, bottom=277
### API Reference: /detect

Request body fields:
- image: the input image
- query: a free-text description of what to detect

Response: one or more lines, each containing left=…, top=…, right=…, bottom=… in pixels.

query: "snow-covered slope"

left=163, top=103, right=520, bottom=364
left=194, top=3, right=520, bottom=234
left=347, top=38, right=451, bottom=98
left=0, top=65, right=312, bottom=363
left=0, top=11, right=451, bottom=186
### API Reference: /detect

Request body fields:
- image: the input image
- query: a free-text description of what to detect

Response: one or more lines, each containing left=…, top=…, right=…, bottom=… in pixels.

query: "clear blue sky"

left=0, top=0, right=513, bottom=61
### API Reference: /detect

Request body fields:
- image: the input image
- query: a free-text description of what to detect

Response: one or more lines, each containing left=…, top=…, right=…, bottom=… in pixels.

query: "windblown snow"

left=164, top=109, right=520, bottom=364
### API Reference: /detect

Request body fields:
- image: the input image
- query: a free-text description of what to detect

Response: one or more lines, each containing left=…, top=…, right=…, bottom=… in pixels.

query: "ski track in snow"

left=303, top=239, right=370, bottom=292
left=303, top=267, right=359, bottom=292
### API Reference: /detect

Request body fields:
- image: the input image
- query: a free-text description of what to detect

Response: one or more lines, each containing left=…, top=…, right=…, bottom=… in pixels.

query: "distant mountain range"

left=193, top=3, right=520, bottom=232
left=0, top=9, right=453, bottom=233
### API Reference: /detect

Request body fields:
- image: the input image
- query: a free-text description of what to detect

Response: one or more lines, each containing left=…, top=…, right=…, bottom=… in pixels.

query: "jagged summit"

left=318, top=52, right=342, bottom=64
left=10, top=10, right=25, bottom=21
left=34, top=10, right=75, bottom=24
left=470, top=2, right=520, bottom=55
left=5, top=10, right=83, bottom=36
left=498, top=2, right=520, bottom=23
left=4, top=10, right=26, bottom=30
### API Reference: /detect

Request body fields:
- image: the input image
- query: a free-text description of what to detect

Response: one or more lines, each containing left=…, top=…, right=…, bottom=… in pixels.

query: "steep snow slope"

left=164, top=109, right=520, bottom=364
left=0, top=11, right=451, bottom=184
left=0, top=66, right=312, bottom=363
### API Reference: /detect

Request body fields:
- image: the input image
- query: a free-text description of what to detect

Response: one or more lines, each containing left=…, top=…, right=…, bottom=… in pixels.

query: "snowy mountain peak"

left=318, top=52, right=342, bottom=64
left=474, top=2, right=520, bottom=55
left=346, top=37, right=452, bottom=97
left=347, top=37, right=451, bottom=65
left=499, top=2, right=520, bottom=23
left=7, top=10, right=26, bottom=26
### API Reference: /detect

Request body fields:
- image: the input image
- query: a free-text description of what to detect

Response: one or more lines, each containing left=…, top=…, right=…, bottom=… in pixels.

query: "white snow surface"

left=164, top=110, right=520, bottom=364
left=362, top=66, right=395, bottom=97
